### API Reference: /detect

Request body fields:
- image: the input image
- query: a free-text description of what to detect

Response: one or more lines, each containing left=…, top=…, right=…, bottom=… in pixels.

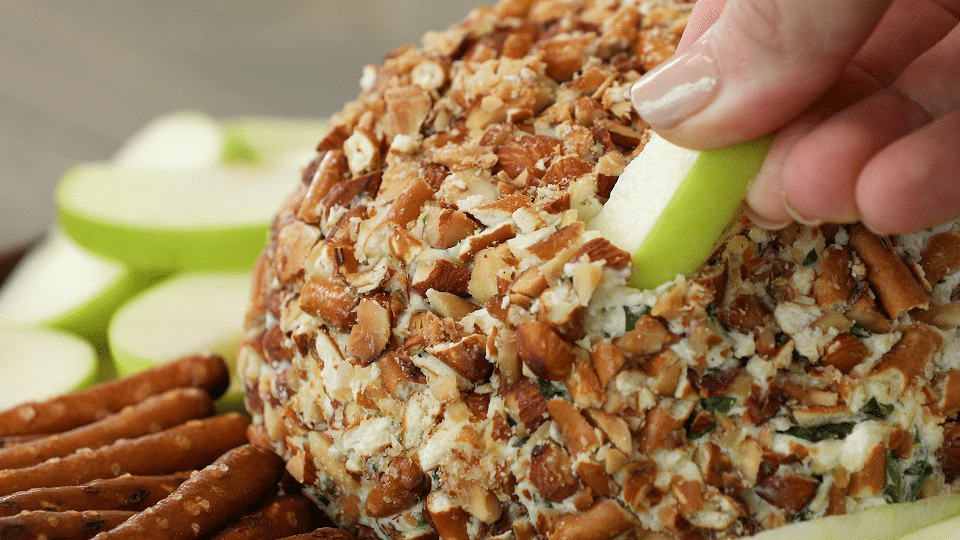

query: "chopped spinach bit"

left=706, top=302, right=719, bottom=323
left=513, top=435, right=530, bottom=448
left=781, top=422, right=856, bottom=442
left=775, top=331, right=791, bottom=346
left=686, top=421, right=716, bottom=440
left=416, top=513, right=428, bottom=526
left=789, top=507, right=816, bottom=523
left=506, top=415, right=517, bottom=427
left=884, top=453, right=933, bottom=503
left=538, top=379, right=568, bottom=399
left=802, top=249, right=819, bottom=266
left=914, top=429, right=922, bottom=445
left=860, top=398, right=895, bottom=420
left=700, top=396, right=736, bottom=415
left=624, top=307, right=640, bottom=332
left=850, top=324, right=871, bottom=339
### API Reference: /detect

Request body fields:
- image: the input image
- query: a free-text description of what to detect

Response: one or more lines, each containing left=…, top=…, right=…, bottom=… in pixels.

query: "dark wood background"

left=0, top=0, right=479, bottom=259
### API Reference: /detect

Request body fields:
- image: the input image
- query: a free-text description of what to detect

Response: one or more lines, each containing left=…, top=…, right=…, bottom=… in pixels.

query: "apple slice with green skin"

left=0, top=327, right=97, bottom=409
left=896, top=511, right=960, bottom=540
left=108, top=271, right=252, bottom=405
left=0, top=228, right=154, bottom=343
left=112, top=110, right=225, bottom=171
left=57, top=164, right=297, bottom=272
left=222, top=116, right=329, bottom=170
left=589, top=133, right=771, bottom=290
left=747, top=494, right=960, bottom=540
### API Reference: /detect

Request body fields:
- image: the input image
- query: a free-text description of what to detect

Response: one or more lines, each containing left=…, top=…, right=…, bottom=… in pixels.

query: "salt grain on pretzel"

left=0, top=472, right=190, bottom=517
left=0, top=413, right=249, bottom=497
left=0, top=353, right=229, bottom=438
left=94, top=444, right=285, bottom=539
left=0, top=387, right=215, bottom=470
left=210, top=493, right=314, bottom=540
left=0, top=509, right=135, bottom=540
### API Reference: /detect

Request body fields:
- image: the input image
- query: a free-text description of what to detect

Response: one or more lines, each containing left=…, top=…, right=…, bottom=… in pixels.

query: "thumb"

left=632, top=0, right=895, bottom=149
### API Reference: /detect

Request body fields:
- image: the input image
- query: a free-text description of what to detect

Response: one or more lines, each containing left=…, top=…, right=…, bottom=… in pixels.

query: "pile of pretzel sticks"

left=0, top=353, right=353, bottom=540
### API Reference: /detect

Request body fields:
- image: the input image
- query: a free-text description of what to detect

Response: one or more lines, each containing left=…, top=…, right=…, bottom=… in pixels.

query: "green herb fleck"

left=686, top=421, right=716, bottom=441
left=915, top=429, right=922, bottom=445
left=781, top=422, right=856, bottom=442
left=416, top=513, right=428, bottom=527
left=860, top=398, right=895, bottom=420
left=775, top=332, right=791, bottom=346
left=624, top=306, right=642, bottom=332
left=706, top=302, right=719, bottom=324
left=538, top=379, right=568, bottom=399
left=802, top=249, right=819, bottom=266
left=513, top=435, right=530, bottom=448
left=850, top=324, right=871, bottom=339
left=700, top=396, right=736, bottom=415
left=506, top=415, right=517, bottom=427
left=790, top=507, right=815, bottom=523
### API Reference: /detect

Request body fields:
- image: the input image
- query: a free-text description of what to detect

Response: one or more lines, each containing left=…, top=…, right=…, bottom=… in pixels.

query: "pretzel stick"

left=0, top=353, right=230, bottom=438
left=0, top=433, right=49, bottom=448
left=0, top=387, right=215, bottom=470
left=210, top=494, right=314, bottom=540
left=0, top=413, right=249, bottom=497
left=94, top=444, right=285, bottom=539
left=0, top=472, right=191, bottom=517
left=277, top=529, right=358, bottom=540
left=0, top=509, right=135, bottom=540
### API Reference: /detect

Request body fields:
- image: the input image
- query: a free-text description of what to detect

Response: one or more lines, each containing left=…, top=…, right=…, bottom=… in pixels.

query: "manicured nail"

left=631, top=35, right=720, bottom=129
left=783, top=198, right=824, bottom=227
left=742, top=205, right=791, bottom=230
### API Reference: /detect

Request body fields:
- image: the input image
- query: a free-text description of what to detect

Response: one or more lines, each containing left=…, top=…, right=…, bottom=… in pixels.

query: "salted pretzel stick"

left=277, top=529, right=358, bottom=540
left=0, top=433, right=48, bottom=448
left=0, top=413, right=249, bottom=497
left=210, top=494, right=314, bottom=540
left=0, top=353, right=230, bottom=438
left=0, top=387, right=215, bottom=470
left=0, top=509, right=135, bottom=540
left=0, top=472, right=191, bottom=517
left=94, top=444, right=285, bottom=539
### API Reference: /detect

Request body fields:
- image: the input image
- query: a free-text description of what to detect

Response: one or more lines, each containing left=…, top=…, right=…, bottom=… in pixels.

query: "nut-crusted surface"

left=238, top=1, right=960, bottom=539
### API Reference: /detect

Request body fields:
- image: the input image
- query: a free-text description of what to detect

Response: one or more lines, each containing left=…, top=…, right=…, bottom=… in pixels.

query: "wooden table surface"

left=0, top=0, right=478, bottom=257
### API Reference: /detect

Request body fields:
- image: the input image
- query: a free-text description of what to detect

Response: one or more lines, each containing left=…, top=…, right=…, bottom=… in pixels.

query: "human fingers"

left=631, top=0, right=895, bottom=149
left=742, top=66, right=884, bottom=228
left=777, top=20, right=960, bottom=231
left=857, top=109, right=960, bottom=234
left=674, top=0, right=726, bottom=53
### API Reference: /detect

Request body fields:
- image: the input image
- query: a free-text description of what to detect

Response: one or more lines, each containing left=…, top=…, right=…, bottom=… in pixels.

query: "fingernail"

left=783, top=198, right=824, bottom=227
left=742, top=205, right=791, bottom=230
left=631, top=35, right=720, bottom=129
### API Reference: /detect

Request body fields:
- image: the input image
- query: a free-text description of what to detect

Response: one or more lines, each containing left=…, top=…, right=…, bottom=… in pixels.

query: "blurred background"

left=0, top=0, right=479, bottom=267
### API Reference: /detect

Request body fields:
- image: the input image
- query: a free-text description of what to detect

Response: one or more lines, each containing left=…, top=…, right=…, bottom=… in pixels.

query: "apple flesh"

left=896, top=511, right=960, bottom=540
left=747, top=494, right=960, bottom=540
left=57, top=164, right=297, bottom=272
left=0, top=228, right=150, bottom=343
left=0, top=327, right=97, bottom=409
left=108, top=271, right=252, bottom=405
left=589, top=133, right=771, bottom=290
left=112, top=110, right=225, bottom=171
left=222, top=116, right=329, bottom=170
left=57, top=112, right=328, bottom=272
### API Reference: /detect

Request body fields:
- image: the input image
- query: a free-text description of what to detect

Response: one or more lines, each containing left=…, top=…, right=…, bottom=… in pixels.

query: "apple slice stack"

left=0, top=111, right=327, bottom=407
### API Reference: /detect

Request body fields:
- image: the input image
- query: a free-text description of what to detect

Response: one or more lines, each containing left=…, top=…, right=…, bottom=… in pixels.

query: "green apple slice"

left=0, top=327, right=97, bottom=409
left=747, top=494, right=960, bottom=540
left=56, top=163, right=296, bottom=271
left=0, top=229, right=151, bottom=342
left=896, top=512, right=960, bottom=540
left=222, top=116, right=328, bottom=170
left=589, top=133, right=771, bottom=290
left=112, top=110, right=225, bottom=171
left=108, top=271, right=252, bottom=405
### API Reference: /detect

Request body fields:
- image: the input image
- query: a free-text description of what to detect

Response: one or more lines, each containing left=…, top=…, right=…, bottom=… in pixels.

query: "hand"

left=630, top=0, right=960, bottom=234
